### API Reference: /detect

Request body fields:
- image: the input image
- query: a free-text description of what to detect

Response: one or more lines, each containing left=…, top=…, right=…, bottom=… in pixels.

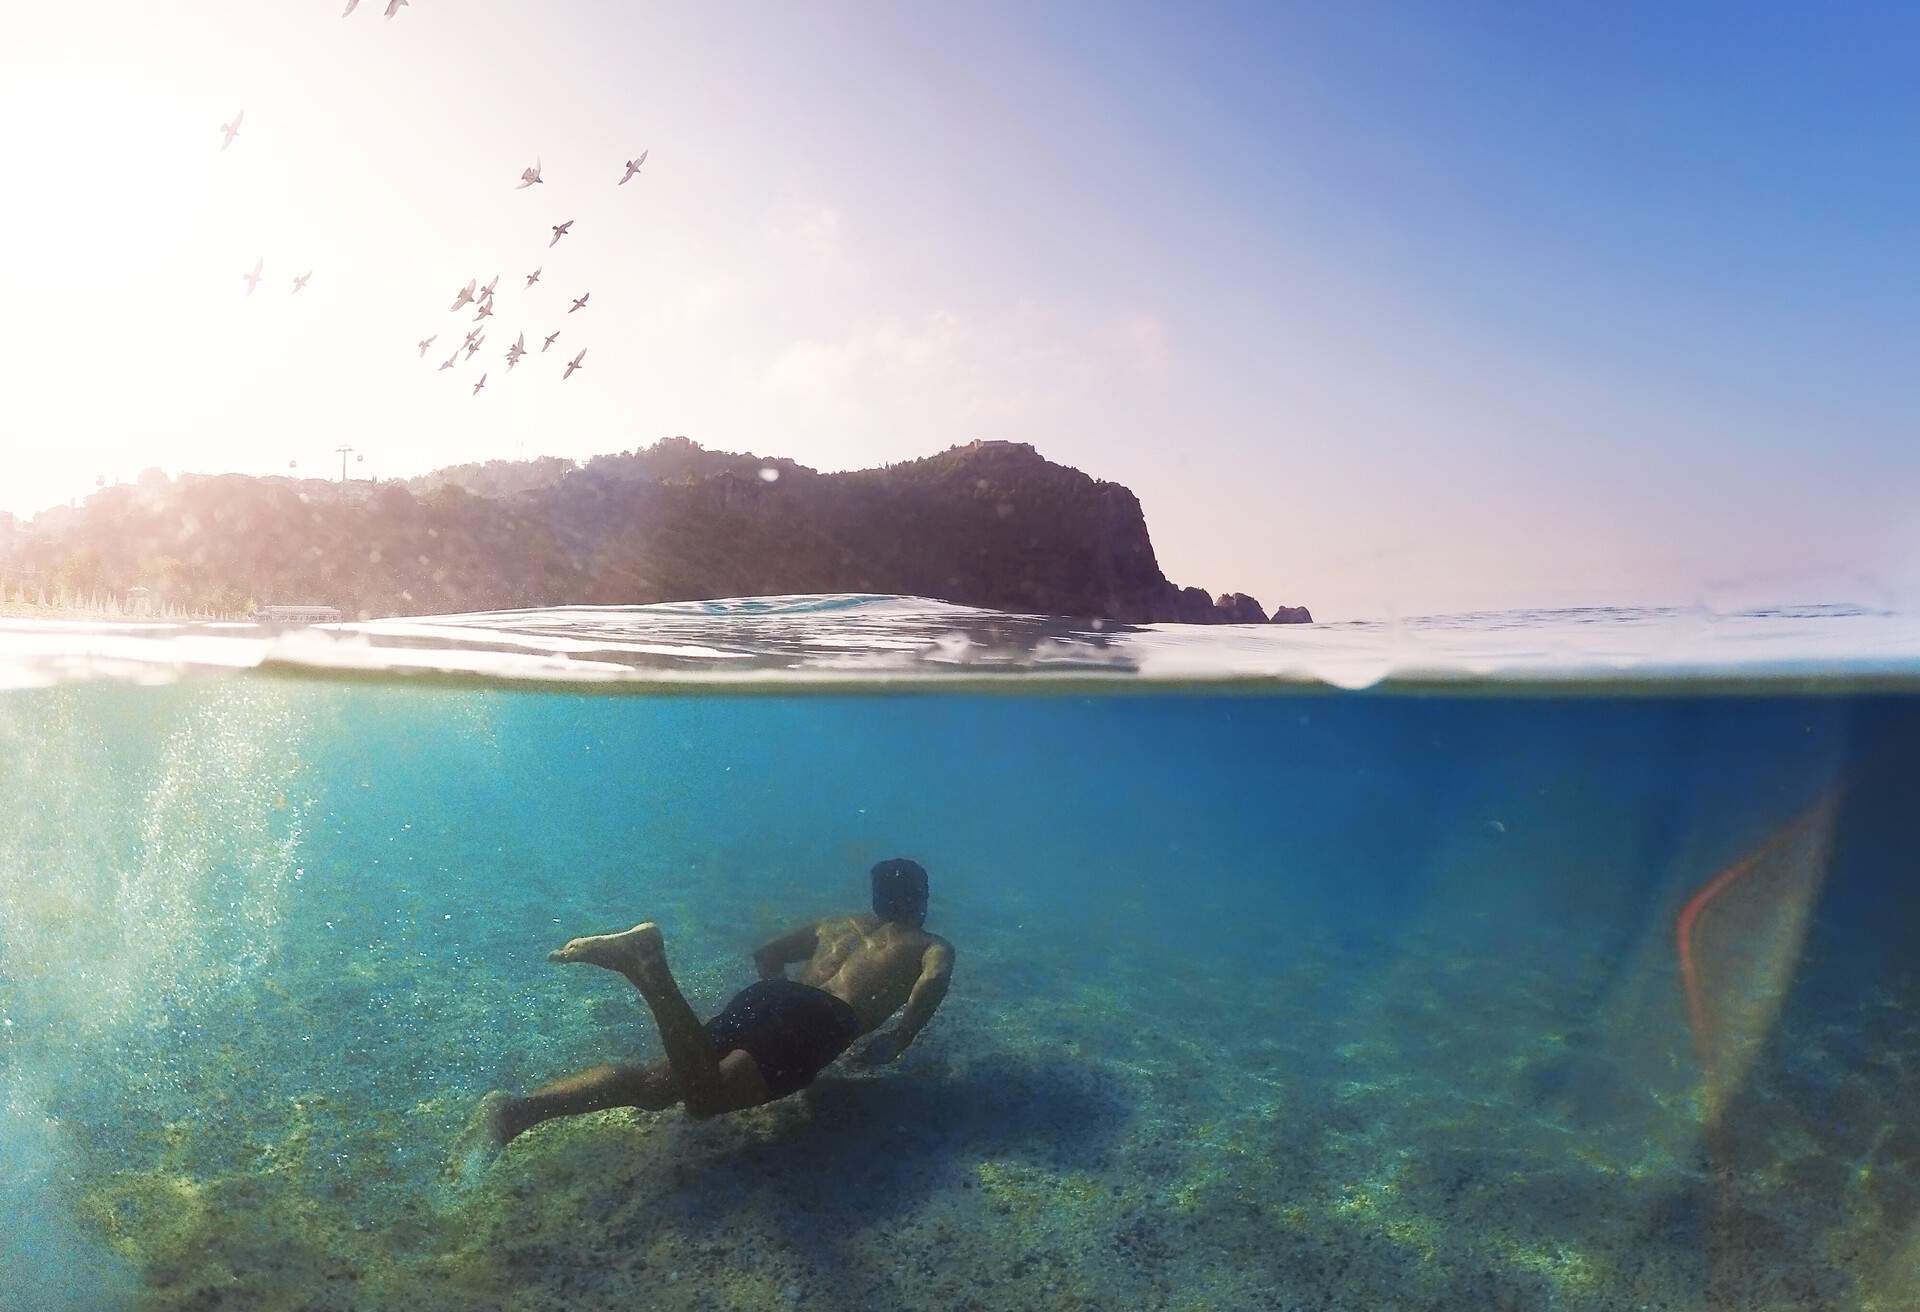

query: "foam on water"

left=2, top=594, right=1919, bottom=692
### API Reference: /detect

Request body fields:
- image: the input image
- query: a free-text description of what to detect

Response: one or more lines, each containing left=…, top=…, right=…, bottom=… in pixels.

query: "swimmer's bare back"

left=755, top=914, right=955, bottom=1064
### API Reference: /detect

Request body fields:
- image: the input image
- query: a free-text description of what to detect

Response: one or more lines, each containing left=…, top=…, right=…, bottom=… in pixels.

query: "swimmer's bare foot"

left=442, top=1090, right=512, bottom=1195
left=547, top=921, right=665, bottom=979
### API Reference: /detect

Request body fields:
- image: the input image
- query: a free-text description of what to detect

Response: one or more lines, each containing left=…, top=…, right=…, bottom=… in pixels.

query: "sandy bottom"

left=55, top=906, right=1920, bottom=1312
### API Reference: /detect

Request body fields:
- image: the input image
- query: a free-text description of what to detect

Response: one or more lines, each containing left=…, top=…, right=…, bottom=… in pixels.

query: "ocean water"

left=2, top=599, right=1918, bottom=1312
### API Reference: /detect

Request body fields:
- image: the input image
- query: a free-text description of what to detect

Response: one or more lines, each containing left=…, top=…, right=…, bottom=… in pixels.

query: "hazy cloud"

left=764, top=201, right=847, bottom=270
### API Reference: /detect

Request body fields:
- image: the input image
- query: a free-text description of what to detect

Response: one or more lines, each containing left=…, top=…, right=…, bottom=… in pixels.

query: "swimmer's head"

left=870, top=858, right=929, bottom=928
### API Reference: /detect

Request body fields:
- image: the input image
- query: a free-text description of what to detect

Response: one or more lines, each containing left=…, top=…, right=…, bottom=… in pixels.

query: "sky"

left=1, top=1, right=1914, bottom=620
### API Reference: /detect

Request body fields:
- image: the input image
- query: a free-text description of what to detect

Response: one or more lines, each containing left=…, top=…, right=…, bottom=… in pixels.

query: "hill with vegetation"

left=0, top=439, right=1310, bottom=625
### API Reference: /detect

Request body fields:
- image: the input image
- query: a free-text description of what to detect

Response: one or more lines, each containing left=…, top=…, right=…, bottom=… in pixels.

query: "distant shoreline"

left=1, top=601, right=107, bottom=621
left=1, top=439, right=1313, bottom=628
left=0, top=599, right=236, bottom=623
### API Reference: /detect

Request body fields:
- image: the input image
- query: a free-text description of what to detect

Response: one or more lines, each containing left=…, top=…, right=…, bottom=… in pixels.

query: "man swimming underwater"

left=455, top=858, right=953, bottom=1161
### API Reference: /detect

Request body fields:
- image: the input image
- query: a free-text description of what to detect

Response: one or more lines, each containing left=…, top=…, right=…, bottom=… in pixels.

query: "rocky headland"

left=1, top=439, right=1310, bottom=625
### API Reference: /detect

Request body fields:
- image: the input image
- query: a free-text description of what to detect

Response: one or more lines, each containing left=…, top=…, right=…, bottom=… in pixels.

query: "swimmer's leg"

left=493, top=1060, right=679, bottom=1144
left=549, top=922, right=769, bottom=1118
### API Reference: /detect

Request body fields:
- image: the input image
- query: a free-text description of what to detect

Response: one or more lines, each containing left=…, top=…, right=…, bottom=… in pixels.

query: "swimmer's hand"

left=853, top=1030, right=907, bottom=1066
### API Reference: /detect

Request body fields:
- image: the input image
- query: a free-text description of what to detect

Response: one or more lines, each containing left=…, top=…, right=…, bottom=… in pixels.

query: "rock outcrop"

left=1214, top=592, right=1268, bottom=624
left=4, top=438, right=1311, bottom=625
left=1171, top=586, right=1219, bottom=624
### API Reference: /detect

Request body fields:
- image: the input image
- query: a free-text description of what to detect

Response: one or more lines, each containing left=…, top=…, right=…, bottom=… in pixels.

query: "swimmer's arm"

left=752, top=921, right=819, bottom=980
left=865, top=943, right=954, bottom=1062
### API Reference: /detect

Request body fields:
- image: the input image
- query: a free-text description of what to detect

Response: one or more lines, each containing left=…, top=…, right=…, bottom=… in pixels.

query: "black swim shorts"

left=706, top=978, right=863, bottom=1099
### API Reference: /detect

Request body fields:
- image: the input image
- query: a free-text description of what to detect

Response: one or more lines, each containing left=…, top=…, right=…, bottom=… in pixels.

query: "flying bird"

left=242, top=258, right=263, bottom=295
left=463, top=326, right=482, bottom=347
left=438, top=351, right=458, bottom=371
left=291, top=271, right=312, bottom=294
left=449, top=278, right=477, bottom=312
left=472, top=372, right=487, bottom=396
left=618, top=150, right=648, bottom=184
left=472, top=301, right=494, bottom=322
left=342, top=0, right=361, bottom=14
left=466, top=333, right=486, bottom=359
left=386, top=0, right=408, bottom=16
left=548, top=220, right=573, bottom=248
left=525, top=267, right=541, bottom=287
left=480, top=275, right=499, bottom=299
left=506, top=333, right=527, bottom=369
left=569, top=292, right=589, bottom=314
left=517, top=160, right=543, bottom=190
left=563, top=348, right=585, bottom=380
left=542, top=330, right=560, bottom=352
left=417, top=335, right=437, bottom=357
left=220, top=110, right=244, bottom=151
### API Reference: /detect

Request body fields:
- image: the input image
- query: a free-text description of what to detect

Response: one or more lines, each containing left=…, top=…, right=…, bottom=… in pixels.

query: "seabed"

left=47, top=911, right=1920, bottom=1312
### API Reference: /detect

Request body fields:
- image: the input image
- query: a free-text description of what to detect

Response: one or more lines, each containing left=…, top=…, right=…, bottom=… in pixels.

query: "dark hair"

left=870, top=858, right=930, bottom=927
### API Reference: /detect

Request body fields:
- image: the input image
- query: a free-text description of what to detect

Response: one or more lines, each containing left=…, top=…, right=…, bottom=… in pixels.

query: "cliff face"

left=3, top=439, right=1310, bottom=624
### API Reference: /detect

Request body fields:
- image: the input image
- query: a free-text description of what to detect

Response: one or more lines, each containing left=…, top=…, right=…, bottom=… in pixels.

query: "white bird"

left=242, top=257, right=263, bottom=295
left=542, top=330, right=560, bottom=352
left=618, top=150, right=648, bottom=185
left=418, top=335, right=437, bottom=357
left=480, top=275, right=499, bottom=299
left=548, top=219, right=573, bottom=248
left=466, top=333, right=486, bottom=359
left=463, top=326, right=482, bottom=347
left=517, top=159, right=543, bottom=190
left=525, top=267, right=541, bottom=287
left=342, top=0, right=361, bottom=14
left=385, top=0, right=408, bottom=17
left=220, top=110, right=244, bottom=151
left=291, top=270, right=312, bottom=294
left=472, top=372, right=487, bottom=396
left=569, top=292, right=589, bottom=314
left=473, top=301, right=493, bottom=322
left=438, top=351, right=458, bottom=371
left=506, top=332, right=526, bottom=369
left=449, top=278, right=476, bottom=312
left=563, top=348, right=585, bottom=380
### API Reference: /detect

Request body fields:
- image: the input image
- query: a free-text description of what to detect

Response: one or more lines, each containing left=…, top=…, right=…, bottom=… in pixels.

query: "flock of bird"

left=239, top=253, right=312, bottom=297
left=221, top=6, right=651, bottom=399
left=412, top=149, right=647, bottom=393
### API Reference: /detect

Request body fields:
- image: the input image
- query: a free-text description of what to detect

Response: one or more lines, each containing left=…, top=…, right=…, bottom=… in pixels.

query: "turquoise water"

left=2, top=602, right=1918, bottom=1310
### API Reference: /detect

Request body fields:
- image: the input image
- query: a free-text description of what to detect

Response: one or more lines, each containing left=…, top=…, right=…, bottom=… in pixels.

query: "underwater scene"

left=3, top=603, right=1919, bottom=1312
